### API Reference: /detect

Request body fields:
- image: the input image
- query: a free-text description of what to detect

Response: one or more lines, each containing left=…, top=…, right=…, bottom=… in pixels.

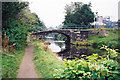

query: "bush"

left=92, top=42, right=98, bottom=48
left=107, top=41, right=117, bottom=49
left=2, top=19, right=28, bottom=50
left=92, top=41, right=118, bottom=49
left=53, top=45, right=120, bottom=79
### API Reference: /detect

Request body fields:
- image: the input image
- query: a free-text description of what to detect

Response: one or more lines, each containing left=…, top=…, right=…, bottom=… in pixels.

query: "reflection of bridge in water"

left=58, top=45, right=91, bottom=60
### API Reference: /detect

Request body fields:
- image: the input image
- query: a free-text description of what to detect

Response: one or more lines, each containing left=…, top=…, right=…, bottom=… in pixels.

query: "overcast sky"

left=27, top=0, right=119, bottom=28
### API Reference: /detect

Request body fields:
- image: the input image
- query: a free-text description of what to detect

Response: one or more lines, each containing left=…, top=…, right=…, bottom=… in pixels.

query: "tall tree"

left=2, top=2, right=28, bottom=33
left=16, top=8, right=46, bottom=32
left=63, top=2, right=94, bottom=29
left=2, top=2, right=28, bottom=24
left=2, top=2, right=29, bottom=50
left=2, top=2, right=47, bottom=50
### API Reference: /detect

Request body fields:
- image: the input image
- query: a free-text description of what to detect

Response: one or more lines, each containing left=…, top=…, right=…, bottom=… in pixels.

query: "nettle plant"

left=53, top=45, right=120, bottom=79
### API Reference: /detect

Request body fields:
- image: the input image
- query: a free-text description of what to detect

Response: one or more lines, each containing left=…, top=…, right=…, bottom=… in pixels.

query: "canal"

left=45, top=33, right=104, bottom=61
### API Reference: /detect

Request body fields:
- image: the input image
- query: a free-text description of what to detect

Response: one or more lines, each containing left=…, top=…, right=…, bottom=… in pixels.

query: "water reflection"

left=45, top=38, right=66, bottom=52
left=45, top=37, right=104, bottom=60
left=49, top=42, right=61, bottom=52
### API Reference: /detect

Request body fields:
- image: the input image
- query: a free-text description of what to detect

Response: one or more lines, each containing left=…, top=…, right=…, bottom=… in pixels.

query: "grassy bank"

left=87, top=31, right=119, bottom=49
left=87, top=31, right=118, bottom=42
left=2, top=50, right=25, bottom=78
left=32, top=40, right=65, bottom=78
left=72, top=30, right=119, bottom=49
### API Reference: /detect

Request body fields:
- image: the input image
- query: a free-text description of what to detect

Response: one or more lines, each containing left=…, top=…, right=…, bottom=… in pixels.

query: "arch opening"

left=39, top=31, right=71, bottom=49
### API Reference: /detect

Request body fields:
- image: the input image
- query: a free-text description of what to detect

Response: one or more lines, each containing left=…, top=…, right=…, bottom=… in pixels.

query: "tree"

left=40, top=21, right=47, bottom=31
left=2, top=2, right=28, bottom=35
left=2, top=2, right=28, bottom=24
left=2, top=2, right=46, bottom=50
left=16, top=8, right=47, bottom=32
left=2, top=2, right=29, bottom=50
left=63, top=2, right=94, bottom=29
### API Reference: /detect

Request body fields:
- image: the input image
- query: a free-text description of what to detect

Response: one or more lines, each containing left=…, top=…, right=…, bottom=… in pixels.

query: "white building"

left=92, top=15, right=114, bottom=29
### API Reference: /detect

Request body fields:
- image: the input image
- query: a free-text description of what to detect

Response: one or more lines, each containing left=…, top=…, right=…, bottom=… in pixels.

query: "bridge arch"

left=38, top=30, right=71, bottom=43
left=31, top=30, right=72, bottom=49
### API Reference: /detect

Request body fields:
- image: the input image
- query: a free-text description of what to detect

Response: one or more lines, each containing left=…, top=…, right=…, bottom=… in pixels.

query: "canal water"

left=45, top=37, right=104, bottom=61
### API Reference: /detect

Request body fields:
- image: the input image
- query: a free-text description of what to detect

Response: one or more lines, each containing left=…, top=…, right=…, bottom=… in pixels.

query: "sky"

left=26, top=0, right=119, bottom=28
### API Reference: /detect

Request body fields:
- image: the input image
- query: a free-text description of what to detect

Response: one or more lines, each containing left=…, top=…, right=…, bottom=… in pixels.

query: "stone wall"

left=88, top=30, right=109, bottom=38
left=88, top=30, right=99, bottom=37
left=31, top=29, right=90, bottom=42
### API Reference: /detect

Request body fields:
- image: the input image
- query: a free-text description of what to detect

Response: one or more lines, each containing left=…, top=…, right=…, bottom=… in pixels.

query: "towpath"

left=17, top=43, right=38, bottom=78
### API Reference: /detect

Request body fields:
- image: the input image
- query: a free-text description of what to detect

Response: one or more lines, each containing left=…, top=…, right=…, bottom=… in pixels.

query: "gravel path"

left=17, top=43, right=38, bottom=78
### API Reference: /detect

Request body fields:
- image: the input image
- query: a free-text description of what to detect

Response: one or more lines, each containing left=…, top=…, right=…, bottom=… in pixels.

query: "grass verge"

left=87, top=31, right=119, bottom=49
left=32, top=40, right=65, bottom=78
left=87, top=31, right=118, bottom=42
left=2, top=50, right=25, bottom=78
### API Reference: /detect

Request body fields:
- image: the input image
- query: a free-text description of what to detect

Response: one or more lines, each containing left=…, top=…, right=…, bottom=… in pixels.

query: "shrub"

left=107, top=41, right=117, bottom=49
left=53, top=45, right=120, bottom=79
left=92, top=41, right=118, bottom=49
left=92, top=42, right=98, bottom=48
left=2, top=19, right=28, bottom=50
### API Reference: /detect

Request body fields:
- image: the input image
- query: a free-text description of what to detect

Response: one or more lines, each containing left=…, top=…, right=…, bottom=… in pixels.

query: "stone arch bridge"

left=30, top=29, right=89, bottom=42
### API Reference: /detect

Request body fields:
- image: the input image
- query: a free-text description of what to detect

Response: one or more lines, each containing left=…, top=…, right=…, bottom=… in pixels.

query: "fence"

left=60, top=25, right=89, bottom=29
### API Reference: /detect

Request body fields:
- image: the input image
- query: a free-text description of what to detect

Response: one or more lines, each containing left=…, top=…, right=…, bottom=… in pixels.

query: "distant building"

left=92, top=16, right=106, bottom=29
left=92, top=16, right=118, bottom=29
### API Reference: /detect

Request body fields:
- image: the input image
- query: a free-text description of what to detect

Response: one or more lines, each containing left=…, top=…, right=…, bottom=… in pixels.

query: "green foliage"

left=100, top=45, right=120, bottom=62
left=56, top=34, right=67, bottom=41
left=53, top=46, right=120, bottom=79
left=16, top=9, right=47, bottom=32
left=2, top=2, right=46, bottom=50
left=91, top=39, right=118, bottom=49
left=63, top=2, right=94, bottom=29
left=47, top=33, right=67, bottom=41
left=2, top=2, right=28, bottom=23
left=88, top=31, right=118, bottom=49
left=71, top=41, right=91, bottom=46
left=2, top=2, right=29, bottom=50
left=2, top=50, right=24, bottom=78
left=2, top=19, right=28, bottom=50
